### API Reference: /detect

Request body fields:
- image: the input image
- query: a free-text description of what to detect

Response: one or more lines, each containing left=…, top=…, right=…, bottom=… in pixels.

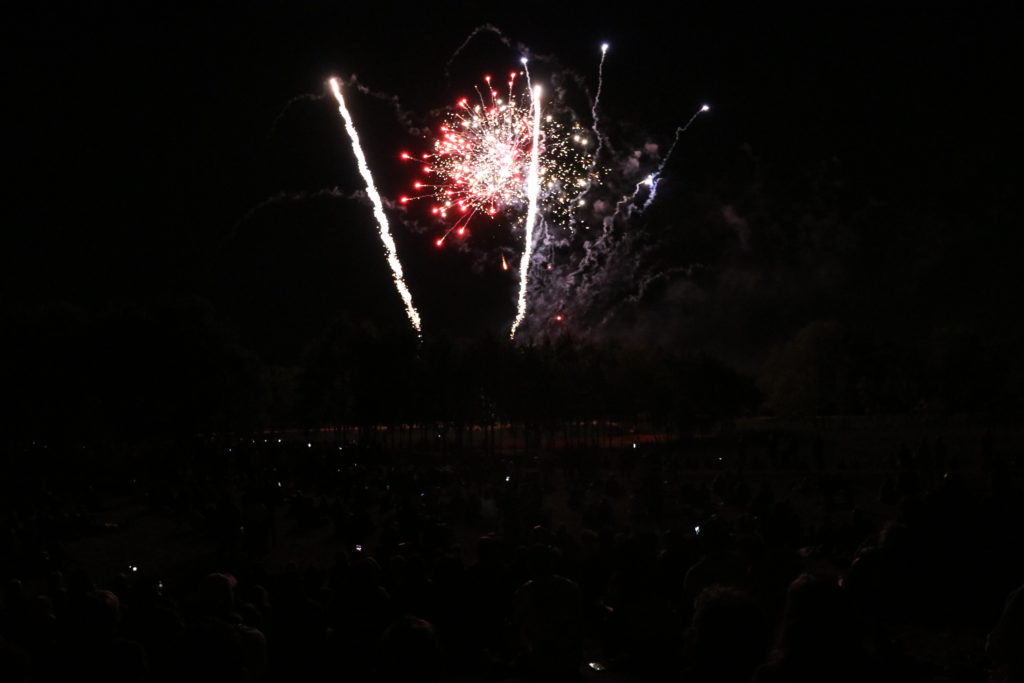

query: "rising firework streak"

left=329, top=78, right=422, bottom=336
left=510, top=85, right=543, bottom=340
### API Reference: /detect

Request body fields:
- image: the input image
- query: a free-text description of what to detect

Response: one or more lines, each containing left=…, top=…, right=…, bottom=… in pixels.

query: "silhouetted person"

left=179, top=572, right=266, bottom=682
left=513, top=544, right=583, bottom=681
left=753, top=573, right=876, bottom=683
left=377, top=616, right=442, bottom=682
left=59, top=588, right=149, bottom=683
left=987, top=584, right=1024, bottom=683
left=683, top=585, right=768, bottom=683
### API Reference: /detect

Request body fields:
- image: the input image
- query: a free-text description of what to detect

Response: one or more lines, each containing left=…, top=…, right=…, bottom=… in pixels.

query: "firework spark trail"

left=556, top=103, right=710, bottom=329
left=344, top=74, right=425, bottom=135
left=270, top=76, right=424, bottom=141
left=662, top=104, right=710, bottom=165
left=640, top=103, right=710, bottom=210
left=591, top=43, right=609, bottom=164
left=268, top=93, right=326, bottom=139
left=329, top=77, right=422, bottom=336
left=520, top=56, right=533, bottom=95
left=510, top=85, right=542, bottom=340
left=599, top=103, right=711, bottom=228
left=569, top=43, right=610, bottom=222
left=446, top=24, right=517, bottom=81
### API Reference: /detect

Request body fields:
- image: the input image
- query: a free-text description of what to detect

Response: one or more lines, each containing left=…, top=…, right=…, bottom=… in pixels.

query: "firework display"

left=325, top=36, right=707, bottom=339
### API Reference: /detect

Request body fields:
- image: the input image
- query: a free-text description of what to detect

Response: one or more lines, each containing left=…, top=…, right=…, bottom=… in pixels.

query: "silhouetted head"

left=199, top=572, right=236, bottom=618
left=378, top=616, right=441, bottom=682
left=774, top=573, right=861, bottom=664
left=527, top=543, right=560, bottom=579
left=988, top=584, right=1024, bottom=681
left=688, top=585, right=767, bottom=681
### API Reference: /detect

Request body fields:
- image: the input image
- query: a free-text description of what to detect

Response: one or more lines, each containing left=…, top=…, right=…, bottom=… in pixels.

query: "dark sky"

left=6, top=2, right=1020, bottom=366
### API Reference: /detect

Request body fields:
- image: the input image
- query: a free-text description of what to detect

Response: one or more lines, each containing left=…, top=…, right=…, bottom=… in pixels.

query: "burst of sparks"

left=330, top=78, right=422, bottom=336
left=401, top=72, right=592, bottom=245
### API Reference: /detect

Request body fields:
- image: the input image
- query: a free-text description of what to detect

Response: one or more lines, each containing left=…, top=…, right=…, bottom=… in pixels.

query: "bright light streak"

left=510, top=85, right=542, bottom=340
left=330, top=78, right=422, bottom=336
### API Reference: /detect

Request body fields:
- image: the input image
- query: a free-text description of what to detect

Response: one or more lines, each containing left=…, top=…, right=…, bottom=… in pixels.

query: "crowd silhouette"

left=1, top=431, right=1021, bottom=682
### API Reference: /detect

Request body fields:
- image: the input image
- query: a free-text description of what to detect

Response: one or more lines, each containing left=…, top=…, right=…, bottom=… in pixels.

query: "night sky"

left=7, top=3, right=1020, bottom=371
